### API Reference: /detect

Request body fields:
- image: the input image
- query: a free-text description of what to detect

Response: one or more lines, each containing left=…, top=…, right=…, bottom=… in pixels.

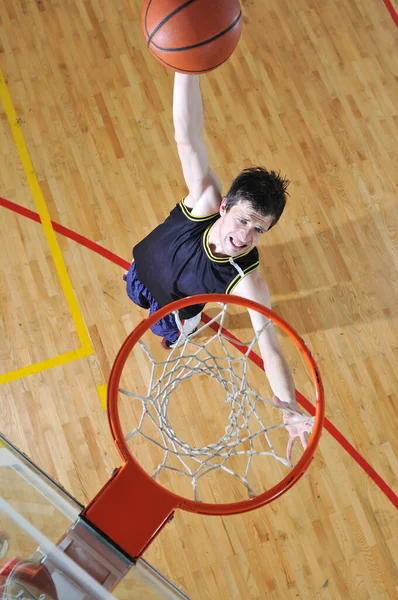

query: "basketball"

left=141, top=0, right=242, bottom=74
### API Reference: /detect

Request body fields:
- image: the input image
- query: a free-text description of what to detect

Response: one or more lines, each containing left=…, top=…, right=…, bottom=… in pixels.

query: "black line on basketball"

left=149, top=11, right=242, bottom=52
left=143, top=0, right=153, bottom=36
left=145, top=0, right=198, bottom=46
left=148, top=45, right=231, bottom=73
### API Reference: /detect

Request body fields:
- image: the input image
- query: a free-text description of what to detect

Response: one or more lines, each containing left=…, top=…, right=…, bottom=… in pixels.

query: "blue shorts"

left=124, top=262, right=180, bottom=343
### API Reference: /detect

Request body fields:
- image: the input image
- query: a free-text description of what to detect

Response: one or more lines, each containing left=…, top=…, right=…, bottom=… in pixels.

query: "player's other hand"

left=272, top=395, right=313, bottom=463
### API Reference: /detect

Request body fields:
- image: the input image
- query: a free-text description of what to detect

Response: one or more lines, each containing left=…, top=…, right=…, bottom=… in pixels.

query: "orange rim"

left=108, top=293, right=325, bottom=516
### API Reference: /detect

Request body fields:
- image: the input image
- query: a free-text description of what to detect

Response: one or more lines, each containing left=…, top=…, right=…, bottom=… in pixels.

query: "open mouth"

left=229, top=237, right=246, bottom=250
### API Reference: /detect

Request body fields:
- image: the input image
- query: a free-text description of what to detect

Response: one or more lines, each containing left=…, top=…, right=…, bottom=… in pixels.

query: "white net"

left=118, top=302, right=315, bottom=504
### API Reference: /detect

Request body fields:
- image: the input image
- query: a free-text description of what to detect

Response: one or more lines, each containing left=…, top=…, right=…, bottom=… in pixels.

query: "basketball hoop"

left=83, top=294, right=324, bottom=560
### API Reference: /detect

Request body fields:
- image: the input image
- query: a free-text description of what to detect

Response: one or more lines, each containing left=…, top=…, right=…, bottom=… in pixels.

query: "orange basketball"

left=141, top=0, right=242, bottom=74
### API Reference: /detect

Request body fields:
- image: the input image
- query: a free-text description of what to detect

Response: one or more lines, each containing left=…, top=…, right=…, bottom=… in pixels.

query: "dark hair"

left=225, top=167, right=289, bottom=228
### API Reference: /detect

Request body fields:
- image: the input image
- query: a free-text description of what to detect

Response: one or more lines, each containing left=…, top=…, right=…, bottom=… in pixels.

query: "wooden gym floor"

left=0, top=0, right=397, bottom=598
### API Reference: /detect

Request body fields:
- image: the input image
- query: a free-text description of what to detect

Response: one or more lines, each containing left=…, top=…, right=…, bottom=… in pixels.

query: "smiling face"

left=215, top=198, right=274, bottom=257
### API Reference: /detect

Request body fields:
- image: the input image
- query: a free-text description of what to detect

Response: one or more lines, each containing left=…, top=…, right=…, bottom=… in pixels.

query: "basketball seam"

left=144, top=0, right=198, bottom=46
left=148, top=45, right=231, bottom=73
left=150, top=11, right=242, bottom=52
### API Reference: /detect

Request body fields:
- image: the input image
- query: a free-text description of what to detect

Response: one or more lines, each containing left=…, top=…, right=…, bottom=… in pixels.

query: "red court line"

left=383, top=0, right=398, bottom=27
left=0, top=196, right=130, bottom=270
left=1, top=195, right=397, bottom=510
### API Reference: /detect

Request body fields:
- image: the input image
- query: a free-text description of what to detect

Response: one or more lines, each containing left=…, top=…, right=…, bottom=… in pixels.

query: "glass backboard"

left=0, top=433, right=189, bottom=600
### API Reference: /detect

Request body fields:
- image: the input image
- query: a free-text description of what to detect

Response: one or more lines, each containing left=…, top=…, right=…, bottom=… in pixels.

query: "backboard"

left=0, top=433, right=189, bottom=600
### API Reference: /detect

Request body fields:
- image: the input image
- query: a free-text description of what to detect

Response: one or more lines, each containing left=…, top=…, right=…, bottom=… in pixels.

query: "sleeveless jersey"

left=133, top=201, right=260, bottom=318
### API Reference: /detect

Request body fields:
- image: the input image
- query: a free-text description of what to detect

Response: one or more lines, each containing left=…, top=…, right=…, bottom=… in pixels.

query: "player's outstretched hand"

left=272, top=395, right=314, bottom=463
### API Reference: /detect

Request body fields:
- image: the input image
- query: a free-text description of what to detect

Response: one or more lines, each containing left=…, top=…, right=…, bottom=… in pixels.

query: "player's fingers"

left=300, top=431, right=309, bottom=450
left=286, top=435, right=296, bottom=463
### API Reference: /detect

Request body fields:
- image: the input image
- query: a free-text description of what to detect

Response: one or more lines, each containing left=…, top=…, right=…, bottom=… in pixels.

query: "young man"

left=125, top=73, right=312, bottom=460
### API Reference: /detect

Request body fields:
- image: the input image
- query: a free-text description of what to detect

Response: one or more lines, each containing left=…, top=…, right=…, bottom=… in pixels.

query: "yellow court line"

left=0, top=66, right=94, bottom=383
left=0, top=348, right=90, bottom=385
left=97, top=384, right=108, bottom=411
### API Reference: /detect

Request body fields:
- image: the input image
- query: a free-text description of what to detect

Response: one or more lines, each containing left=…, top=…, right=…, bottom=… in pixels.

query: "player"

left=125, top=73, right=312, bottom=460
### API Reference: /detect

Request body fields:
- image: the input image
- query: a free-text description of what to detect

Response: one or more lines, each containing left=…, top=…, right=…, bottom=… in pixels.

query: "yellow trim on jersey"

left=226, top=261, right=260, bottom=294
left=179, top=200, right=219, bottom=221
left=203, top=224, right=254, bottom=263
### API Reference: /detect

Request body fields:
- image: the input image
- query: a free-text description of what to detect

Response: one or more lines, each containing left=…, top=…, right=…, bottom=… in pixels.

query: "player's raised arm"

left=234, top=270, right=313, bottom=461
left=234, top=271, right=297, bottom=405
left=173, top=73, right=221, bottom=212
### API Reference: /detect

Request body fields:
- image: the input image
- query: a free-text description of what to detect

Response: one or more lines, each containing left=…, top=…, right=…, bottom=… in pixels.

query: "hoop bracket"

left=82, top=462, right=177, bottom=560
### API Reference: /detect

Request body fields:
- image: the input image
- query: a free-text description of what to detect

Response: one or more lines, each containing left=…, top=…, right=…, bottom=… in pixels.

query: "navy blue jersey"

left=133, top=201, right=259, bottom=318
